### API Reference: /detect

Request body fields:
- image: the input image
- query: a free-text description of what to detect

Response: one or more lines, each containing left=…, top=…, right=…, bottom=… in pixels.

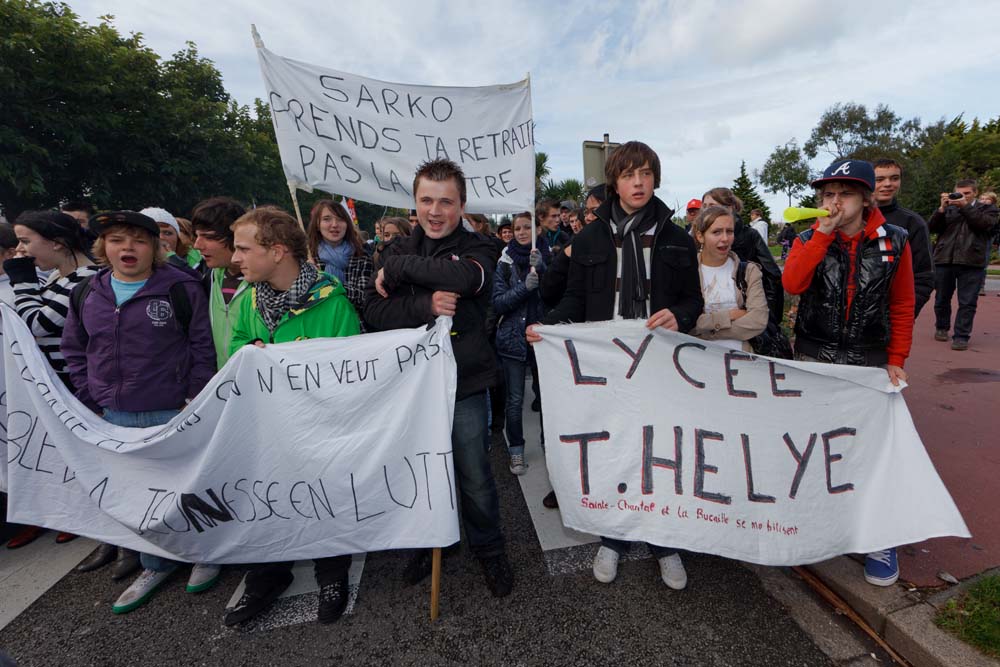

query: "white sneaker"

left=112, top=566, right=176, bottom=614
left=186, top=563, right=221, bottom=593
left=658, top=553, right=687, bottom=590
left=593, top=546, right=619, bottom=583
left=509, top=453, right=528, bottom=476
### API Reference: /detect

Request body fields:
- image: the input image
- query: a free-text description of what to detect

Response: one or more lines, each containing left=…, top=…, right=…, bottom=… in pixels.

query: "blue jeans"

left=102, top=408, right=181, bottom=429
left=451, top=392, right=505, bottom=558
left=500, top=357, right=527, bottom=456
left=103, top=408, right=185, bottom=573
left=601, top=537, right=675, bottom=559
left=934, top=264, right=984, bottom=341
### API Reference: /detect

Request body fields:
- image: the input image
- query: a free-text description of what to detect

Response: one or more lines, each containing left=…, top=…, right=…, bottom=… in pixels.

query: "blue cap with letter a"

left=810, top=159, right=876, bottom=191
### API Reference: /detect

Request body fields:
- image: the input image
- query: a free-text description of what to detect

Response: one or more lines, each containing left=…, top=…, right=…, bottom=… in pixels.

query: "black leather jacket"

left=794, top=224, right=909, bottom=366
left=542, top=195, right=703, bottom=332
left=928, top=201, right=998, bottom=267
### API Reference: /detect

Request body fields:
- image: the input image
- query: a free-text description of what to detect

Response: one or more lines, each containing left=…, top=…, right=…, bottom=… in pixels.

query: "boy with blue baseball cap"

left=781, top=158, right=915, bottom=587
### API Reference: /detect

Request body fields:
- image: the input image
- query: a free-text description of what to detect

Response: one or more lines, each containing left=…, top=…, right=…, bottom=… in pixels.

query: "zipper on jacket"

left=113, top=306, right=122, bottom=410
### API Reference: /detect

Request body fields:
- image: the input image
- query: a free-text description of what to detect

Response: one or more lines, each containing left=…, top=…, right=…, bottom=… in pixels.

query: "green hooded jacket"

left=209, top=267, right=251, bottom=369
left=229, top=272, right=360, bottom=353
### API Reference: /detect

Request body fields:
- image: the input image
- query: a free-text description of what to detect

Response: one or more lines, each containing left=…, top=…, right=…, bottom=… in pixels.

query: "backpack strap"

left=69, top=275, right=95, bottom=322
left=735, top=260, right=749, bottom=302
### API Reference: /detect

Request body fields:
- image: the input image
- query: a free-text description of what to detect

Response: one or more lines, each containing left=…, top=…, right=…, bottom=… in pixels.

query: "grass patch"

left=934, top=574, right=1000, bottom=659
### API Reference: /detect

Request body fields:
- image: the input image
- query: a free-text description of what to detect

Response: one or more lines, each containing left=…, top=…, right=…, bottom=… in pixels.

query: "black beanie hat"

left=586, top=183, right=607, bottom=203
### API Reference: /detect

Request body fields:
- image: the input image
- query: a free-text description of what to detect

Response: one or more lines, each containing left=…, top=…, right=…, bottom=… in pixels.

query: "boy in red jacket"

left=782, top=159, right=915, bottom=587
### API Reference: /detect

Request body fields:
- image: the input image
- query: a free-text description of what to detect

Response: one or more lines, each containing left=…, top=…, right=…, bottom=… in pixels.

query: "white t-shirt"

left=699, top=257, right=742, bottom=351
left=751, top=219, right=769, bottom=243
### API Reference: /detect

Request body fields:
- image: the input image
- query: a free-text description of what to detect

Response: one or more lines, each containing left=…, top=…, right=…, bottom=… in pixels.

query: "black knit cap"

left=89, top=210, right=160, bottom=237
left=586, top=183, right=608, bottom=203
left=12, top=210, right=89, bottom=254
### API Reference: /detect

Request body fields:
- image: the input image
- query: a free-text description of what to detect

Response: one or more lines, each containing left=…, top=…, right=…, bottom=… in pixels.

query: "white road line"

left=509, top=376, right=656, bottom=576
left=0, top=533, right=97, bottom=631
left=511, top=377, right=598, bottom=553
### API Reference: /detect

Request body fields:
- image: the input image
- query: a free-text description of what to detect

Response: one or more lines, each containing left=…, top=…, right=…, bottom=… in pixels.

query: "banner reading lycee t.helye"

left=254, top=28, right=534, bottom=214
left=534, top=320, right=969, bottom=566
left=0, top=306, right=460, bottom=563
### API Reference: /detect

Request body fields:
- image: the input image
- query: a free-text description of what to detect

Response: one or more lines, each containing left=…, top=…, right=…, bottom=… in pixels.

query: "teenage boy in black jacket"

left=364, top=159, right=513, bottom=597
left=528, top=141, right=703, bottom=590
left=873, top=158, right=934, bottom=317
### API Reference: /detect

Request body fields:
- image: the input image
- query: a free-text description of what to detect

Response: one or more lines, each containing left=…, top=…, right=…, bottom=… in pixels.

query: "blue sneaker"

left=864, top=548, right=899, bottom=586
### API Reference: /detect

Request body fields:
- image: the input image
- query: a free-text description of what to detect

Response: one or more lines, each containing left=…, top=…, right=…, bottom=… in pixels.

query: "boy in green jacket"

left=223, top=207, right=359, bottom=627
left=190, top=197, right=252, bottom=368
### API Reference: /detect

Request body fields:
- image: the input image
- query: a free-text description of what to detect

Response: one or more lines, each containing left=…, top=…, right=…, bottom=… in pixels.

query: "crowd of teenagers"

left=0, top=141, right=997, bottom=627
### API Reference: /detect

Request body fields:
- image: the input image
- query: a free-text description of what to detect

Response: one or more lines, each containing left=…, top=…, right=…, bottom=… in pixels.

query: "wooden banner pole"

left=287, top=181, right=306, bottom=232
left=430, top=547, right=442, bottom=621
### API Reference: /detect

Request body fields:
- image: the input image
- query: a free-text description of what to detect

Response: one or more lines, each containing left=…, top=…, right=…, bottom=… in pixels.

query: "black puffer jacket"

left=731, top=214, right=784, bottom=324
left=928, top=201, right=998, bottom=267
left=879, top=199, right=933, bottom=316
left=363, top=223, right=497, bottom=400
left=540, top=245, right=571, bottom=308
left=542, top=195, right=703, bottom=332
left=794, top=224, right=909, bottom=366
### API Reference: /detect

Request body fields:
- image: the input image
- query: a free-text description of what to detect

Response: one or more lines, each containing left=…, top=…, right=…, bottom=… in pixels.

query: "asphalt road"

left=0, top=433, right=841, bottom=667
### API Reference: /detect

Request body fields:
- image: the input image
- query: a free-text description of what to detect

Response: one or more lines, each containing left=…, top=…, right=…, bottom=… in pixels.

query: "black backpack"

left=734, top=261, right=793, bottom=360
left=70, top=275, right=193, bottom=334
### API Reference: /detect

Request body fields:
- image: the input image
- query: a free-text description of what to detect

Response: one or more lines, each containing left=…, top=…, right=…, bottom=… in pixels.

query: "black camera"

left=948, top=192, right=965, bottom=200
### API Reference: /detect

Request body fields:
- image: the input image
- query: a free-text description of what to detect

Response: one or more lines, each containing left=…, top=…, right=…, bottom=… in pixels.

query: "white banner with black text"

left=255, top=32, right=534, bottom=214
left=1, top=306, right=460, bottom=563
left=534, top=320, right=969, bottom=566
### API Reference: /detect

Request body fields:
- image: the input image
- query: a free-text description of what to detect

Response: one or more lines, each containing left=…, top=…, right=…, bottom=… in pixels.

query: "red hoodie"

left=782, top=207, right=914, bottom=368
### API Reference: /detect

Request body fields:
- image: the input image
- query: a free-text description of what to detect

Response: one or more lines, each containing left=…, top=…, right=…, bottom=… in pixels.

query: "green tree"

left=535, top=152, right=550, bottom=192
left=731, top=161, right=770, bottom=222
left=0, top=3, right=260, bottom=218
left=0, top=2, right=163, bottom=216
left=758, top=140, right=811, bottom=207
left=539, top=178, right=584, bottom=204
left=803, top=102, right=920, bottom=162
left=902, top=115, right=1000, bottom=217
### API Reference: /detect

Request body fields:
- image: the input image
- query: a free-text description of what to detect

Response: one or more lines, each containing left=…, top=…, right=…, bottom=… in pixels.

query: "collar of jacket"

left=879, top=198, right=899, bottom=215
left=406, top=220, right=464, bottom=255
left=250, top=271, right=343, bottom=320
left=594, top=193, right=675, bottom=232
left=91, top=264, right=194, bottom=301
left=808, top=206, right=888, bottom=241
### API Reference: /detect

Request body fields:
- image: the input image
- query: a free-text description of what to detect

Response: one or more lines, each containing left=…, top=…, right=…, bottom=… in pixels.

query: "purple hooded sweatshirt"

left=61, top=264, right=215, bottom=413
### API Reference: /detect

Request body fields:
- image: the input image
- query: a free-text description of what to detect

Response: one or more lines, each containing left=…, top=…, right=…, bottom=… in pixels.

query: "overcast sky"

left=71, top=0, right=1000, bottom=217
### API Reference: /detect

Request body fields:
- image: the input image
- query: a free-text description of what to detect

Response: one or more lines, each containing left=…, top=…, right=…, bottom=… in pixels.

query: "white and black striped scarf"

left=255, top=262, right=318, bottom=334
left=611, top=200, right=656, bottom=319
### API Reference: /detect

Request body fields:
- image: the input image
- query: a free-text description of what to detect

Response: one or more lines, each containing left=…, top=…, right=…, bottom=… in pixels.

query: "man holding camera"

left=929, top=179, right=999, bottom=351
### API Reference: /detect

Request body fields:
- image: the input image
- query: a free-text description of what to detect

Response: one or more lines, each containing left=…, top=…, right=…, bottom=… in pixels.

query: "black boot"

left=403, top=544, right=460, bottom=586
left=76, top=543, right=116, bottom=573
left=402, top=549, right=433, bottom=586
left=110, top=548, right=140, bottom=580
left=480, top=552, right=514, bottom=597
left=317, top=577, right=349, bottom=624
left=224, top=568, right=294, bottom=627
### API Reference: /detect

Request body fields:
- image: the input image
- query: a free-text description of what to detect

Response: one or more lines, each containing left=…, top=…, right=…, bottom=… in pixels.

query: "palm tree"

left=535, top=152, right=550, bottom=191
left=539, top=178, right=585, bottom=204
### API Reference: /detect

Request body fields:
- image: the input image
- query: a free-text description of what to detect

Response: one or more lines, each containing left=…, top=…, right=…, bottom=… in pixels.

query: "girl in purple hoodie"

left=61, top=211, right=217, bottom=614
